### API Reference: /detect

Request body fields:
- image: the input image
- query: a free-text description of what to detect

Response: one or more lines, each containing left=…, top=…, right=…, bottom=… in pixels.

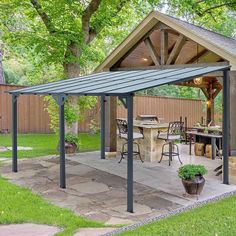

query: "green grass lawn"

left=120, top=195, right=236, bottom=236
left=0, top=177, right=103, bottom=236
left=0, top=133, right=100, bottom=158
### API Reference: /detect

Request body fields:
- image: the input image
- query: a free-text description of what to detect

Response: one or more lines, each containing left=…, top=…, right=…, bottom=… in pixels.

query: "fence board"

left=0, top=84, right=52, bottom=133
left=79, top=96, right=204, bottom=132
left=0, top=84, right=204, bottom=133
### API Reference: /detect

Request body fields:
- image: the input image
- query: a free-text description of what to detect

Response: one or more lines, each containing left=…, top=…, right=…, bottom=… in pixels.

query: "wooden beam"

left=206, top=83, right=214, bottom=125
left=177, top=81, right=209, bottom=89
left=212, top=87, right=222, bottom=99
left=201, top=88, right=210, bottom=100
left=144, top=37, right=160, bottom=66
left=111, top=26, right=157, bottom=68
left=160, top=30, right=168, bottom=65
left=166, top=35, right=186, bottom=65
left=186, top=49, right=209, bottom=64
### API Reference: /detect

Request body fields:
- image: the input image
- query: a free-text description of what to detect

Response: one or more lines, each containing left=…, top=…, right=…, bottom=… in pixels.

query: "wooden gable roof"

left=96, top=11, right=236, bottom=71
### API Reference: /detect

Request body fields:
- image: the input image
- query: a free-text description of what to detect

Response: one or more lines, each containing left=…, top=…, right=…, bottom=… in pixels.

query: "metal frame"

left=12, top=94, right=18, bottom=172
left=10, top=66, right=230, bottom=213
left=100, top=96, right=106, bottom=159
left=53, top=95, right=68, bottom=188
left=127, top=95, right=134, bottom=212
left=118, top=96, right=128, bottom=108
left=222, top=69, right=230, bottom=184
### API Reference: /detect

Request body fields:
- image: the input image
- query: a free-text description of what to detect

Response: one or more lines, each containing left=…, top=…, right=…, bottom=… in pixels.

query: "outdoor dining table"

left=186, top=130, right=222, bottom=159
left=117, top=119, right=169, bottom=162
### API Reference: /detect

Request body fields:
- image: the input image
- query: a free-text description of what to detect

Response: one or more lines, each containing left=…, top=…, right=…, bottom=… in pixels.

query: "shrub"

left=65, top=133, right=79, bottom=145
left=178, top=164, right=207, bottom=181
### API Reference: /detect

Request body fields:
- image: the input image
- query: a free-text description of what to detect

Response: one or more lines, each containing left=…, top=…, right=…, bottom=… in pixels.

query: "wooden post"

left=206, top=83, right=215, bottom=125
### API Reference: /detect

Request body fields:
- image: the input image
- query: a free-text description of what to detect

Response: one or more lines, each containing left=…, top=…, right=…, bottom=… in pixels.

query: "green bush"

left=178, top=164, right=207, bottom=181
left=65, top=133, right=79, bottom=145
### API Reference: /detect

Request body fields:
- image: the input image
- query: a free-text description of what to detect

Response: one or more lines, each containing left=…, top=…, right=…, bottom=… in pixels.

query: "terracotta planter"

left=182, top=175, right=205, bottom=195
left=65, top=142, right=77, bottom=154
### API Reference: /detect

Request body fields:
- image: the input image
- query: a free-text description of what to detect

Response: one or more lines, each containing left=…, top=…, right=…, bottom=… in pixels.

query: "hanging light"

left=193, top=77, right=203, bottom=85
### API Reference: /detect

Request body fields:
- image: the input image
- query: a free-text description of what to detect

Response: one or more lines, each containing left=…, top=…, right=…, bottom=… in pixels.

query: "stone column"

left=229, top=70, right=236, bottom=184
left=105, top=96, right=117, bottom=152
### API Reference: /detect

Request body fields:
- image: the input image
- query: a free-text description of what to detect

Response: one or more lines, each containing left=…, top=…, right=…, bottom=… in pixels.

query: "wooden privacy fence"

left=0, top=85, right=203, bottom=133
left=79, top=96, right=204, bottom=132
left=0, top=84, right=52, bottom=133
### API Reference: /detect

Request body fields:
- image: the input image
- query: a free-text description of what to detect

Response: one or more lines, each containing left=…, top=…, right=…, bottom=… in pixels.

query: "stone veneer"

left=117, top=126, right=167, bottom=162
left=229, top=156, right=236, bottom=184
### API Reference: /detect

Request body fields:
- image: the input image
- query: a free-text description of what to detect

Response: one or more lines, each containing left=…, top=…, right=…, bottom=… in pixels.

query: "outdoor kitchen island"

left=117, top=118, right=169, bottom=162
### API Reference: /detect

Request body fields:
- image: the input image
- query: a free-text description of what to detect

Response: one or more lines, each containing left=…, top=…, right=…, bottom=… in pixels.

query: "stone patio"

left=0, top=144, right=235, bottom=226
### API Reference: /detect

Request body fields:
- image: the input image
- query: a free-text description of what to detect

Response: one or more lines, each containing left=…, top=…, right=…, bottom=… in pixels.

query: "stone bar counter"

left=117, top=119, right=169, bottom=162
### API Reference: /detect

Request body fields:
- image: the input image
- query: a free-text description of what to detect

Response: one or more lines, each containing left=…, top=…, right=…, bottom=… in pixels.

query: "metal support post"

left=12, top=94, right=18, bottom=172
left=53, top=95, right=67, bottom=188
left=127, top=94, right=134, bottom=213
left=223, top=69, right=230, bottom=184
left=101, top=96, right=106, bottom=159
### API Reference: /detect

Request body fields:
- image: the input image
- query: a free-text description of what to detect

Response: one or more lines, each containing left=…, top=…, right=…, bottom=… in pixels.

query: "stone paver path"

left=0, top=223, right=60, bottom=236
left=74, top=228, right=116, bottom=236
left=0, top=156, right=182, bottom=224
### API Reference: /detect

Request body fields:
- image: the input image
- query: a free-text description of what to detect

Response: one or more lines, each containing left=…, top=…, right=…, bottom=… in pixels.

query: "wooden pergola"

left=96, top=11, right=236, bottom=152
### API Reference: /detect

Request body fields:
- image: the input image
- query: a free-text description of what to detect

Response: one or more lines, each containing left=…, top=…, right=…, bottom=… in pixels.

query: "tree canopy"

left=0, top=0, right=235, bottom=130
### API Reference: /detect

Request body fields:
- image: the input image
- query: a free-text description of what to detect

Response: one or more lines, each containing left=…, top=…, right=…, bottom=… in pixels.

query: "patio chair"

left=116, top=119, right=144, bottom=163
left=157, top=121, right=184, bottom=166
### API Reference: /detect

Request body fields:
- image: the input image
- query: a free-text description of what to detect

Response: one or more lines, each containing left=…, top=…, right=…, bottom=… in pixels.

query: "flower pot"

left=65, top=142, right=77, bottom=154
left=182, top=175, right=205, bottom=195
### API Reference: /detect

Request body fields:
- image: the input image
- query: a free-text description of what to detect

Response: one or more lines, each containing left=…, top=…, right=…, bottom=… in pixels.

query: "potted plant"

left=64, top=133, right=79, bottom=154
left=178, top=164, right=207, bottom=195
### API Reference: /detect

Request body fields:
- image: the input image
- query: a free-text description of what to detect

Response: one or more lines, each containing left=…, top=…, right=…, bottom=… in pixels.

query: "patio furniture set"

left=117, top=116, right=222, bottom=166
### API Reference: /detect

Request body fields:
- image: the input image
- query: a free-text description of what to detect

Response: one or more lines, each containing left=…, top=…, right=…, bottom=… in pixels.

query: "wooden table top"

left=186, top=130, right=222, bottom=138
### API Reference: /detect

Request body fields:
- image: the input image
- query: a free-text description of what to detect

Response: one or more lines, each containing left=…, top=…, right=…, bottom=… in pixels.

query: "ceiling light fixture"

left=193, top=77, right=203, bottom=85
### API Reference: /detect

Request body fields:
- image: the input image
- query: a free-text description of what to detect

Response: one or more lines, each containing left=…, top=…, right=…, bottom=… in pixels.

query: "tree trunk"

left=63, top=42, right=81, bottom=135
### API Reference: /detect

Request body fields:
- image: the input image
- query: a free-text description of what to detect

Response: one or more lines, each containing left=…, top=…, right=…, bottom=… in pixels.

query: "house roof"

left=8, top=65, right=229, bottom=96
left=96, top=11, right=236, bottom=71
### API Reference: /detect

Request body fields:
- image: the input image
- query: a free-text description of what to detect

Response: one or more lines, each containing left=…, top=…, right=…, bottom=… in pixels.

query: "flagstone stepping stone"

left=0, top=146, right=8, bottom=152
left=112, top=203, right=152, bottom=216
left=74, top=227, right=116, bottom=236
left=70, top=181, right=109, bottom=194
left=66, top=165, right=94, bottom=176
left=105, top=217, right=134, bottom=225
left=6, top=146, right=33, bottom=151
left=0, top=223, right=61, bottom=236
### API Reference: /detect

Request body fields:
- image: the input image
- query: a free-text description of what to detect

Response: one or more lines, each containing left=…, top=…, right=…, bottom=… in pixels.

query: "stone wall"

left=229, top=156, right=236, bottom=184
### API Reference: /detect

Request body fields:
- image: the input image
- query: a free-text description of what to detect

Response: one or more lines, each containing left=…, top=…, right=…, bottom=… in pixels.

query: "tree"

left=0, top=46, right=5, bottom=84
left=1, top=0, right=235, bottom=133
left=1, top=0, right=154, bottom=134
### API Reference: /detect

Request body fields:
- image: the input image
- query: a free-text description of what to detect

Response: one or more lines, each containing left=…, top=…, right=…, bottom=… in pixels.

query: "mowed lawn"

left=120, top=194, right=236, bottom=236
left=0, top=133, right=100, bottom=158
left=0, top=177, right=102, bottom=236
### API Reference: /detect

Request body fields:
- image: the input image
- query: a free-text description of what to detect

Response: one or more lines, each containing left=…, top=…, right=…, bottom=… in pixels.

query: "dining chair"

left=116, top=119, right=144, bottom=163
left=157, top=121, right=184, bottom=166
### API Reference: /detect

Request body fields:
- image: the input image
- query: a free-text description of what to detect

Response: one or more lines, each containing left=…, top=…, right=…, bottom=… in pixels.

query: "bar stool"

left=157, top=121, right=184, bottom=166
left=116, top=119, right=144, bottom=163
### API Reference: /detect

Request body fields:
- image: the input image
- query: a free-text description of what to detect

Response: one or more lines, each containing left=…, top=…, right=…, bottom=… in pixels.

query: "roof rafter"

left=144, top=37, right=160, bottom=66
left=166, top=34, right=186, bottom=65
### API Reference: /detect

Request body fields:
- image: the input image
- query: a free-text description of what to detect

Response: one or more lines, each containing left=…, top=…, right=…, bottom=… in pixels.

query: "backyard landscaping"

left=120, top=194, right=236, bottom=236
left=0, top=177, right=103, bottom=236
left=0, top=133, right=100, bottom=158
left=1, top=170, right=236, bottom=236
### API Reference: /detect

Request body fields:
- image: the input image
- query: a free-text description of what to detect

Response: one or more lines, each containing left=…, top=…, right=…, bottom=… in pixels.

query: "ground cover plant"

left=0, top=177, right=103, bottom=236
left=120, top=194, right=236, bottom=236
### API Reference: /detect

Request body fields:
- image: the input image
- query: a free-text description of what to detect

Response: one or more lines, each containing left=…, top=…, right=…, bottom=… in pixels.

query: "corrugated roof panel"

left=7, top=65, right=229, bottom=96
